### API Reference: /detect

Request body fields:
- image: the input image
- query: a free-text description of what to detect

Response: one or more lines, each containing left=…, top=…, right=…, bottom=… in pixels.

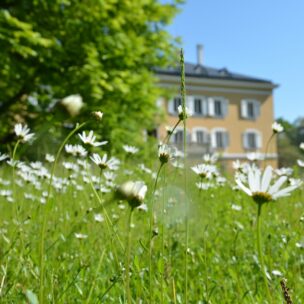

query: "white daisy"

left=14, top=123, right=35, bottom=143
left=191, top=163, right=218, bottom=179
left=158, top=144, right=174, bottom=164
left=235, top=165, right=302, bottom=204
left=90, top=153, right=120, bottom=171
left=203, top=153, right=218, bottom=164
left=78, top=130, right=107, bottom=147
left=297, top=159, right=304, bottom=167
left=0, top=153, right=9, bottom=162
left=65, top=144, right=87, bottom=157
left=272, top=121, right=284, bottom=133
left=300, top=142, right=304, bottom=151
left=91, top=111, right=103, bottom=121
left=61, top=94, right=83, bottom=117
left=74, top=233, right=88, bottom=239
left=177, top=105, right=191, bottom=120
left=123, top=145, right=139, bottom=155
left=118, top=181, right=147, bottom=208
left=45, top=154, right=55, bottom=163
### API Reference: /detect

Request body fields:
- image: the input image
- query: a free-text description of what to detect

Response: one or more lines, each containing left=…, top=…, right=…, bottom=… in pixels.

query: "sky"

left=166, top=0, right=304, bottom=122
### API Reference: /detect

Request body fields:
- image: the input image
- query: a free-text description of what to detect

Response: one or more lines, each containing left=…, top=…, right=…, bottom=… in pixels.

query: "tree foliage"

left=277, top=117, right=304, bottom=167
left=0, top=0, right=182, bottom=152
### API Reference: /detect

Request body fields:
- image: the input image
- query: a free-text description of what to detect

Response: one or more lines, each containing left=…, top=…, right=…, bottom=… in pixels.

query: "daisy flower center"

left=252, top=191, right=273, bottom=204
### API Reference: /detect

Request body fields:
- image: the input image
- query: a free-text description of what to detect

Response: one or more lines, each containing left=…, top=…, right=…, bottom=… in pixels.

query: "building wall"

left=157, top=76, right=278, bottom=168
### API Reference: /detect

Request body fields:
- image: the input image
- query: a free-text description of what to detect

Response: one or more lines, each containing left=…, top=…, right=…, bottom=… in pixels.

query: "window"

left=208, top=97, right=228, bottom=118
left=211, top=129, right=229, bottom=149
left=171, top=128, right=191, bottom=145
left=192, top=128, right=209, bottom=145
left=194, top=98, right=203, bottom=114
left=241, top=99, right=260, bottom=120
left=173, top=130, right=184, bottom=144
left=173, top=97, right=182, bottom=112
left=168, top=97, right=182, bottom=115
left=214, top=99, right=223, bottom=116
left=243, top=130, right=262, bottom=150
left=196, top=131, right=205, bottom=144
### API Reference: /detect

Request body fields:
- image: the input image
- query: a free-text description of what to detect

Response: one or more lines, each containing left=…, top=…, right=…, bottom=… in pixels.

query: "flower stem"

left=256, top=203, right=272, bottom=303
left=125, top=208, right=134, bottom=304
left=39, top=122, right=86, bottom=304
left=148, top=163, right=164, bottom=302
left=180, top=48, right=189, bottom=304
left=263, top=133, right=275, bottom=167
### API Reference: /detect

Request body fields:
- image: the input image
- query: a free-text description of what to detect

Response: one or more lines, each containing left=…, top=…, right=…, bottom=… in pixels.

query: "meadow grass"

left=0, top=154, right=303, bottom=303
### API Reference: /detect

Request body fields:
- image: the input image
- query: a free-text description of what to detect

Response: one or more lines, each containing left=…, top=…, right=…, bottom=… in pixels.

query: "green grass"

left=0, top=157, right=303, bottom=303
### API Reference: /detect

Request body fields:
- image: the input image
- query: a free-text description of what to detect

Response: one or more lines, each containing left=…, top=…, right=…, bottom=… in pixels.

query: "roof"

left=155, top=62, right=274, bottom=85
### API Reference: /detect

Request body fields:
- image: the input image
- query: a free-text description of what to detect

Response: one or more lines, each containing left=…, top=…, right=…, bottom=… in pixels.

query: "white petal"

left=261, top=166, right=273, bottom=192
left=255, top=169, right=261, bottom=191
left=268, top=176, right=287, bottom=195
left=248, top=168, right=257, bottom=192
left=236, top=179, right=252, bottom=196
left=272, top=184, right=299, bottom=199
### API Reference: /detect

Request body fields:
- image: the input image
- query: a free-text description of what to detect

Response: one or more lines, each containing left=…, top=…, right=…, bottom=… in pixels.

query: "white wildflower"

left=177, top=105, right=191, bottom=120
left=14, top=123, right=35, bottom=143
left=78, top=130, right=107, bottom=147
left=235, top=165, right=301, bottom=204
left=45, top=154, right=55, bottom=163
left=0, top=153, right=9, bottom=162
left=118, top=181, right=147, bottom=208
left=61, top=94, right=83, bottom=117
left=272, top=121, right=284, bottom=133
left=90, top=153, right=120, bottom=171
left=123, top=145, right=139, bottom=155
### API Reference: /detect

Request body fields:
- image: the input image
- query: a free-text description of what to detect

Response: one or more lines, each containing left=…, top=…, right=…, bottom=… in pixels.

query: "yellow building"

left=156, top=45, right=278, bottom=169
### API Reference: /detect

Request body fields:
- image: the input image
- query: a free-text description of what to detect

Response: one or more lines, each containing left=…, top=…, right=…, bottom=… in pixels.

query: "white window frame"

left=240, top=99, right=260, bottom=120
left=242, top=129, right=262, bottom=150
left=208, top=97, right=228, bottom=118
left=211, top=128, right=229, bottom=149
left=191, top=127, right=209, bottom=145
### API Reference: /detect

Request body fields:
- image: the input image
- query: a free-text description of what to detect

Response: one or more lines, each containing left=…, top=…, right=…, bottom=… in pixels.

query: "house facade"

left=155, top=46, right=278, bottom=169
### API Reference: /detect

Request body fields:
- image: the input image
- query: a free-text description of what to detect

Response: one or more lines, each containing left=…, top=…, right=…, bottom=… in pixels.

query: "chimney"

left=197, top=44, right=204, bottom=66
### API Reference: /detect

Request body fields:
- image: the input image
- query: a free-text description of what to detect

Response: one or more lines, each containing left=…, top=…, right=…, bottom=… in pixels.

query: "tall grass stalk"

left=39, top=122, right=86, bottom=304
left=12, top=139, right=21, bottom=216
left=125, top=208, right=134, bottom=304
left=148, top=162, right=164, bottom=302
left=160, top=166, right=166, bottom=303
left=256, top=203, right=273, bottom=304
left=85, top=249, right=106, bottom=304
left=180, top=48, right=189, bottom=304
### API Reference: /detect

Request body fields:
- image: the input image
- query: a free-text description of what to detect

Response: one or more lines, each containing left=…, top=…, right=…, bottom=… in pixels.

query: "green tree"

left=276, top=117, right=304, bottom=167
left=0, top=0, right=182, bottom=153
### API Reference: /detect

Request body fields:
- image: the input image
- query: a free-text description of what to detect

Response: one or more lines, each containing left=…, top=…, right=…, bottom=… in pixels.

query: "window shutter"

left=202, top=98, right=208, bottom=116
left=208, top=98, right=215, bottom=116
left=186, top=96, right=194, bottom=114
left=224, top=131, right=229, bottom=148
left=243, top=132, right=249, bottom=149
left=168, top=99, right=174, bottom=114
left=254, top=100, right=261, bottom=119
left=256, top=132, right=262, bottom=149
left=191, top=130, right=197, bottom=143
left=241, top=100, right=248, bottom=118
left=222, top=99, right=229, bottom=117
left=204, top=132, right=210, bottom=144
left=211, top=132, right=216, bottom=148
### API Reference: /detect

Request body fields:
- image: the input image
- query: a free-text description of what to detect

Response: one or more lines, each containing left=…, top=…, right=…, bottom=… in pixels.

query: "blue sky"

left=166, top=0, right=304, bottom=122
